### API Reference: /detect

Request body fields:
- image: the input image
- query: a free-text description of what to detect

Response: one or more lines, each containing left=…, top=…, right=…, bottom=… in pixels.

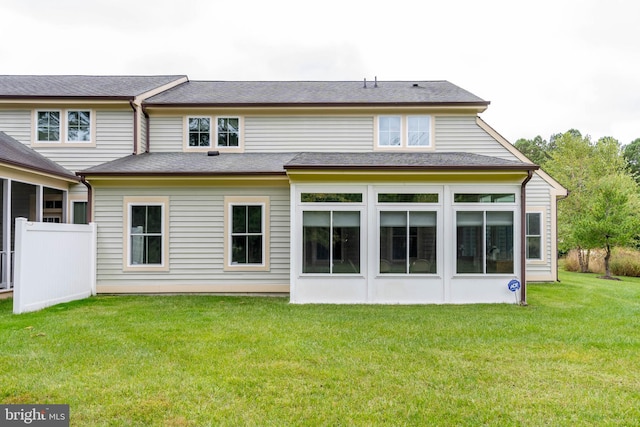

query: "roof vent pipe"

left=363, top=78, right=367, bottom=88
left=374, top=76, right=378, bottom=88
left=207, top=150, right=220, bottom=156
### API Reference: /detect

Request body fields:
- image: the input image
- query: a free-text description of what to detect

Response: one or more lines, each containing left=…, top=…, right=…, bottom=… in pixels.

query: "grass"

left=1, top=271, right=639, bottom=426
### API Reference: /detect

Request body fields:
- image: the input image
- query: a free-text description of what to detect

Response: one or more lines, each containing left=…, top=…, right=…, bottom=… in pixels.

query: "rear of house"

left=0, top=76, right=566, bottom=303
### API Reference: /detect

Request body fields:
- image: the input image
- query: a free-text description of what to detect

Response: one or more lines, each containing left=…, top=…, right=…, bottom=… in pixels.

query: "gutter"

left=79, top=175, right=93, bottom=223
left=520, top=169, right=534, bottom=305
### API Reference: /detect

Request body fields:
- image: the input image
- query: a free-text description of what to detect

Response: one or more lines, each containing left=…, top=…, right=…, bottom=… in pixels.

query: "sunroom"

left=285, top=152, right=537, bottom=304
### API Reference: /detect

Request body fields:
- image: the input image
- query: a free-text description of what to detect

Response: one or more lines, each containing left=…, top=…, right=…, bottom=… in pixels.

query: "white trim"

left=525, top=208, right=546, bottom=263
left=123, top=196, right=169, bottom=272
left=223, top=196, right=270, bottom=272
left=32, top=108, right=96, bottom=147
left=374, top=114, right=435, bottom=151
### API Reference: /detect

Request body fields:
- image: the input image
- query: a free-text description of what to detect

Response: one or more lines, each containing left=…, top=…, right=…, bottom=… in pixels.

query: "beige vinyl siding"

left=526, top=173, right=554, bottom=280
left=0, top=110, right=31, bottom=142
left=435, top=115, right=520, bottom=160
left=244, top=116, right=373, bottom=152
left=94, top=185, right=290, bottom=289
left=148, top=116, right=183, bottom=152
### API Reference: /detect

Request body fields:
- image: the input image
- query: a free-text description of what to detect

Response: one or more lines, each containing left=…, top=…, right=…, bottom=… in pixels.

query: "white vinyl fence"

left=13, top=218, right=96, bottom=314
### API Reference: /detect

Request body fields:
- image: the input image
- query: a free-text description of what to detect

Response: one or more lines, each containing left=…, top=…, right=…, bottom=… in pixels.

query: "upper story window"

left=217, top=118, right=240, bottom=147
left=67, top=111, right=91, bottom=142
left=34, top=109, right=94, bottom=146
left=186, top=116, right=242, bottom=151
left=188, top=117, right=211, bottom=147
left=37, top=111, right=61, bottom=142
left=376, top=115, right=432, bottom=150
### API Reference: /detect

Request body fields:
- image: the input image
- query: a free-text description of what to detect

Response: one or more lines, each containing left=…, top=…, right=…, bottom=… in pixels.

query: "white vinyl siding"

left=94, top=185, right=290, bottom=289
left=244, top=116, right=373, bottom=152
left=148, top=116, right=183, bottom=152
left=525, top=174, right=555, bottom=280
left=435, top=116, right=520, bottom=160
left=0, top=110, right=31, bottom=142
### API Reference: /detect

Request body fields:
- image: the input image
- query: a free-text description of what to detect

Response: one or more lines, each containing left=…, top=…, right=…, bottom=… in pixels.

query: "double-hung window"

left=526, top=212, right=543, bottom=260
left=124, top=197, right=168, bottom=271
left=377, top=115, right=432, bottom=149
left=225, top=196, right=269, bottom=271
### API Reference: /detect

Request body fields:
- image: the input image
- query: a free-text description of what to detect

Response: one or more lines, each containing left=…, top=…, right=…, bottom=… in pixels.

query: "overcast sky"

left=2, top=0, right=639, bottom=145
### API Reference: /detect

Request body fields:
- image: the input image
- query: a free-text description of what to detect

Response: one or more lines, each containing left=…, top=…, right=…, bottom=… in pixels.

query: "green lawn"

left=1, top=271, right=639, bottom=426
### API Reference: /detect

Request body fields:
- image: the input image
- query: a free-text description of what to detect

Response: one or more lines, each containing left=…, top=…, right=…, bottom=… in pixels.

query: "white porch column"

left=2, top=179, right=11, bottom=289
left=35, top=185, right=43, bottom=222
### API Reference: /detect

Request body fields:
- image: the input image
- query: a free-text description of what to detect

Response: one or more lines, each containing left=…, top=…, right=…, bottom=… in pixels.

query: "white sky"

left=2, top=0, right=639, bottom=145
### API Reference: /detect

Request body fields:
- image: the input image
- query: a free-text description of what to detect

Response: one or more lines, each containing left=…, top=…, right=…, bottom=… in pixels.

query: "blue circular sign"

left=508, top=279, right=521, bottom=292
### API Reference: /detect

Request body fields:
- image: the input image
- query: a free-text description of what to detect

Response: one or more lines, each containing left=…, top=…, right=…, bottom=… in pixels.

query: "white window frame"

left=33, top=109, right=95, bottom=147
left=35, top=110, right=62, bottom=143
left=186, top=116, right=212, bottom=148
left=526, top=208, right=546, bottom=263
left=375, top=115, right=433, bottom=151
left=184, top=116, right=244, bottom=153
left=123, top=196, right=169, bottom=272
left=224, top=196, right=270, bottom=271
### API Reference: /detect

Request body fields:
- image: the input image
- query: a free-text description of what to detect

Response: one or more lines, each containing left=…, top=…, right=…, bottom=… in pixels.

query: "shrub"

left=610, top=247, right=640, bottom=277
left=562, top=247, right=640, bottom=277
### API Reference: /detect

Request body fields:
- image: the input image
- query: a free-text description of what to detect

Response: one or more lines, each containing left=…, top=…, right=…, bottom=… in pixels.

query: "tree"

left=572, top=174, right=640, bottom=278
left=623, top=138, right=640, bottom=183
left=543, top=131, right=632, bottom=273
left=514, top=135, right=551, bottom=165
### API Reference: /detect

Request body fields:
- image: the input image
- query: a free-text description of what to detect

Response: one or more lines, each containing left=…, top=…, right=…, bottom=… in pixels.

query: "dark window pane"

left=232, top=235, right=247, bottom=264
left=527, top=212, right=541, bottom=235
left=248, top=206, right=262, bottom=233
left=247, top=235, right=263, bottom=264
left=301, top=193, right=362, bottom=203
left=378, top=193, right=438, bottom=203
left=131, top=206, right=147, bottom=231
left=456, top=211, right=483, bottom=273
left=302, top=211, right=330, bottom=273
left=486, top=211, right=514, bottom=274
left=146, top=236, right=162, bottom=264
left=526, top=236, right=541, bottom=259
left=73, top=202, right=88, bottom=225
left=454, top=194, right=515, bottom=203
left=146, top=206, right=162, bottom=233
left=232, top=206, right=246, bottom=233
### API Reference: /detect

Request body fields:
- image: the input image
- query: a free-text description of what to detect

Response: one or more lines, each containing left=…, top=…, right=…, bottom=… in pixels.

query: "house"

left=0, top=76, right=567, bottom=304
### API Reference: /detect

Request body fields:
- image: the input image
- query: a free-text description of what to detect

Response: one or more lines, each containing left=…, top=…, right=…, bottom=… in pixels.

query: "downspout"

left=141, top=104, right=150, bottom=153
left=129, top=100, right=139, bottom=155
left=80, top=175, right=93, bottom=223
left=520, top=170, right=534, bottom=305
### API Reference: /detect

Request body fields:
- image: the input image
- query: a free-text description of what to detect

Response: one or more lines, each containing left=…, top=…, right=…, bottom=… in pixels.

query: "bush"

left=562, top=247, right=640, bottom=277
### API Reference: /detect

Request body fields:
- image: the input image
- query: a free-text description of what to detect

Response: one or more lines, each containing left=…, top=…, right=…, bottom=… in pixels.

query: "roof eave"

left=2, top=160, right=79, bottom=182
left=283, top=165, right=539, bottom=172
left=142, top=101, right=490, bottom=109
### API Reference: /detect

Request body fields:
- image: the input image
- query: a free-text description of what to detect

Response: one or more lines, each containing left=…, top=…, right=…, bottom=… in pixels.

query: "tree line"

left=515, top=131, right=640, bottom=278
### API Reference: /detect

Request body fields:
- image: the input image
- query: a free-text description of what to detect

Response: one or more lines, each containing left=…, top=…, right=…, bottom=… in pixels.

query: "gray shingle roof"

left=144, top=80, right=488, bottom=106
left=79, top=152, right=298, bottom=175
left=0, top=132, right=77, bottom=180
left=284, top=152, right=536, bottom=170
left=0, top=75, right=187, bottom=98
left=79, top=151, right=534, bottom=176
